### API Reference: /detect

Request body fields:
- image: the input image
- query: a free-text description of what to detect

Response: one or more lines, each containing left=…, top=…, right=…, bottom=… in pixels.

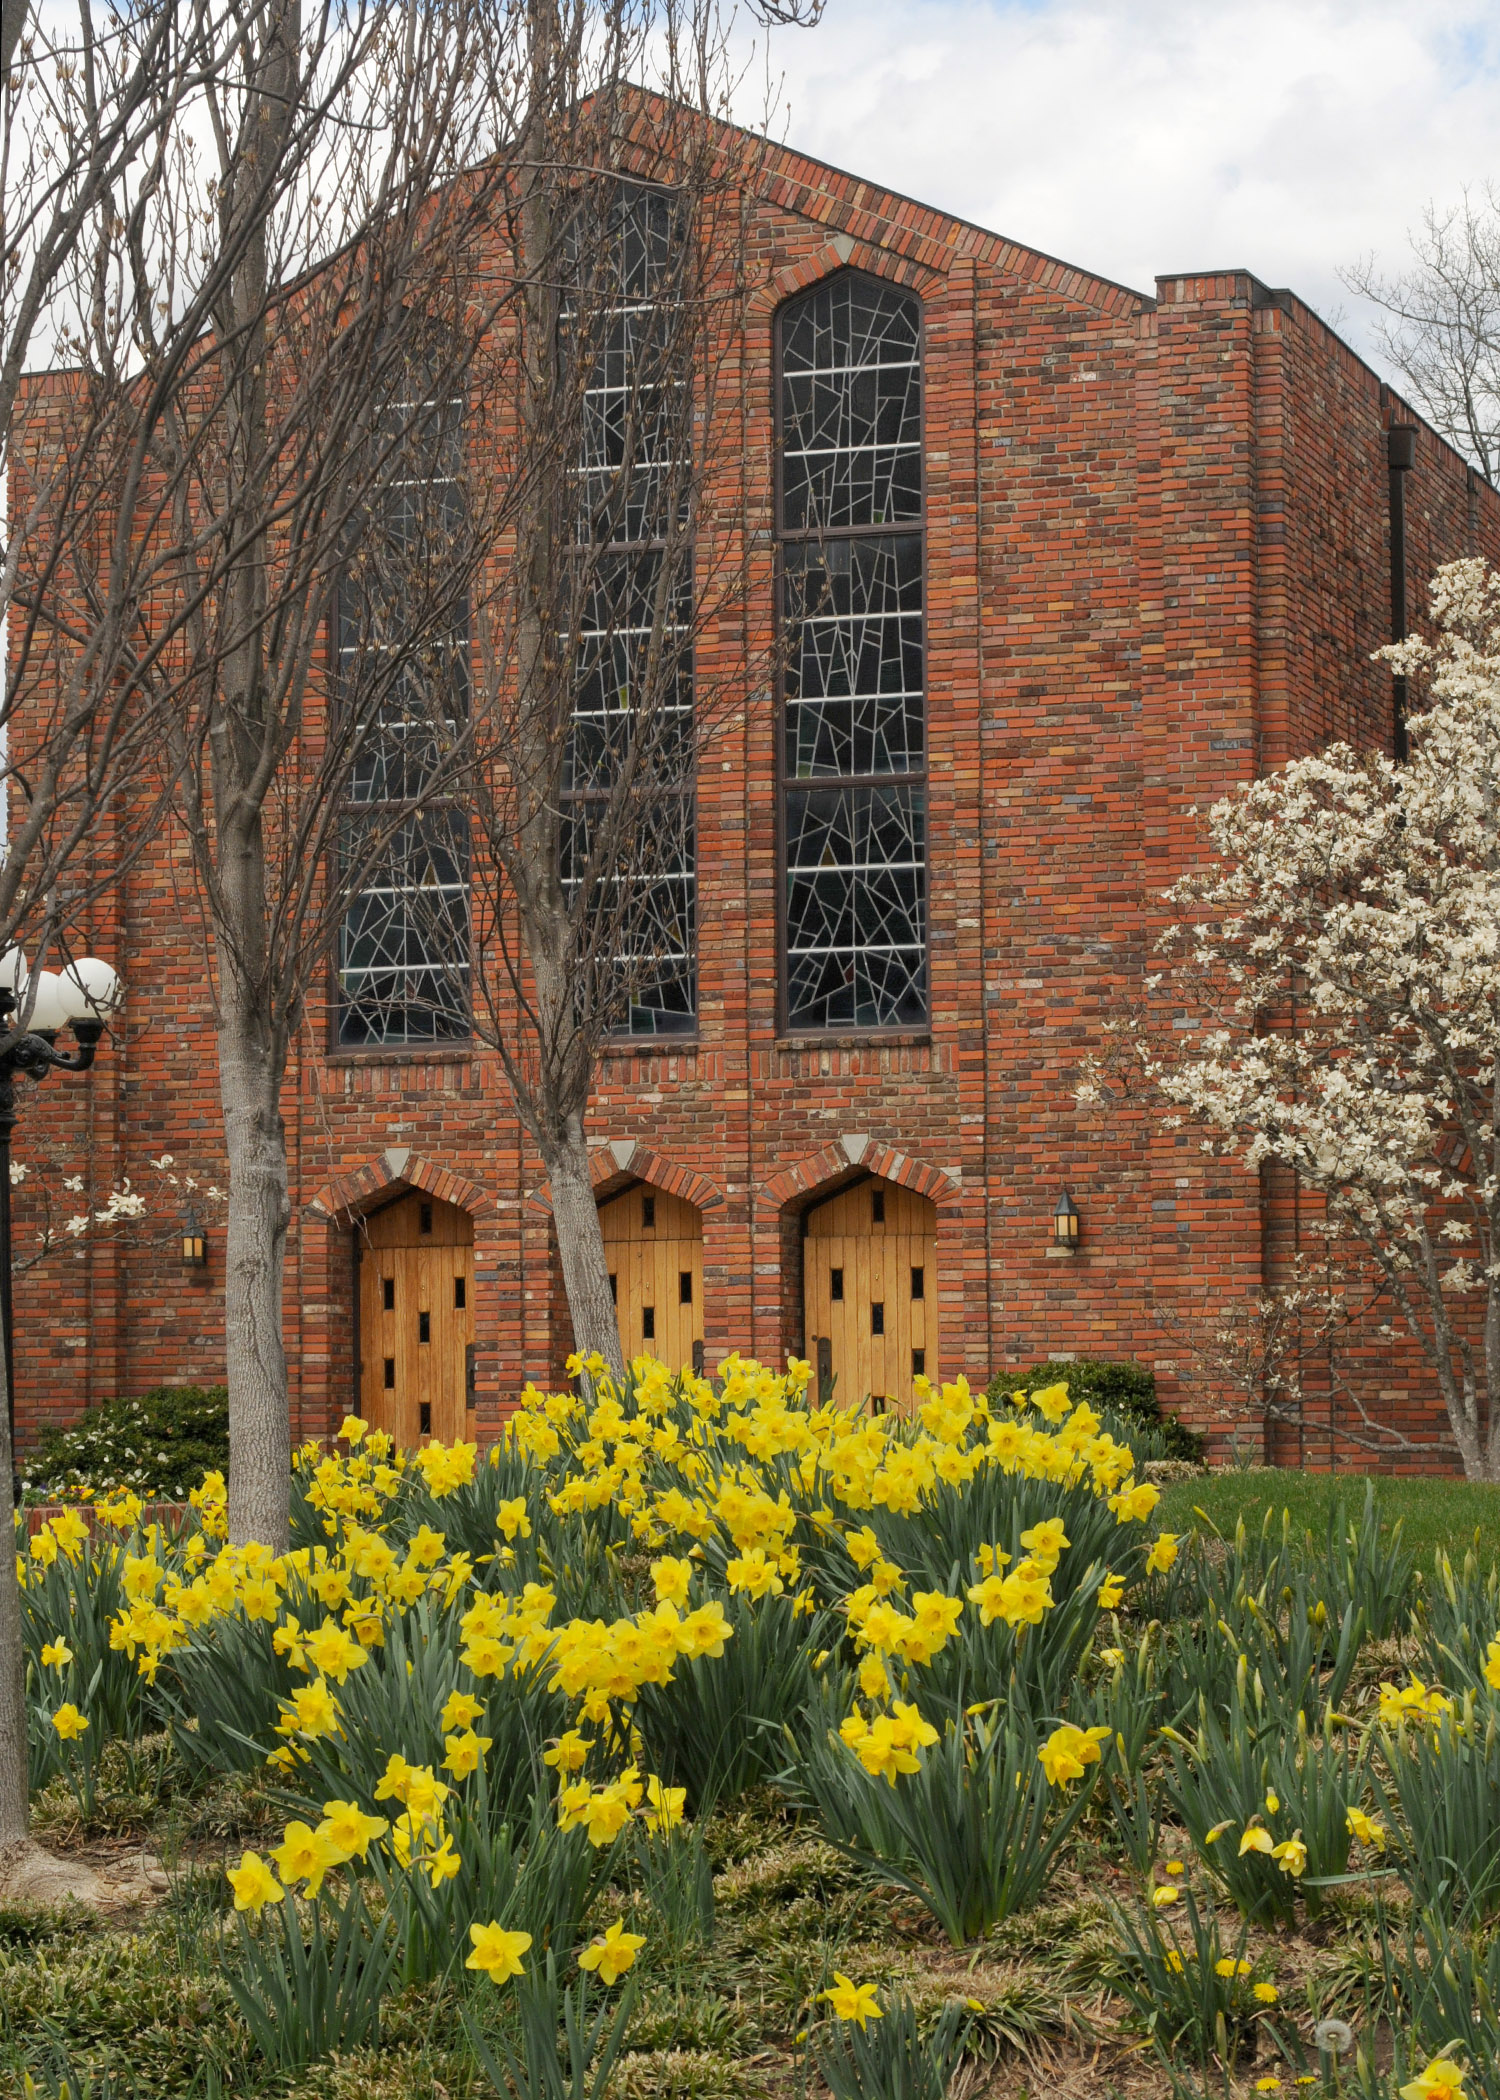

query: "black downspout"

left=1388, top=423, right=1416, bottom=760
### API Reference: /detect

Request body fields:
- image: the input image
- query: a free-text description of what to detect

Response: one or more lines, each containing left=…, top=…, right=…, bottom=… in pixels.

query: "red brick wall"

left=12, top=144, right=1500, bottom=1467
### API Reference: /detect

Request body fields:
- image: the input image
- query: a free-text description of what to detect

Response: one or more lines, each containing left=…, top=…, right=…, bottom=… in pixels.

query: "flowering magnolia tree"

left=1080, top=558, right=1500, bottom=1480
left=8, top=1151, right=223, bottom=1275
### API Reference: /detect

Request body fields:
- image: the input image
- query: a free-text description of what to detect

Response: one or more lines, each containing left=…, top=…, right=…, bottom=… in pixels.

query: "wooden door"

left=598, top=1186, right=704, bottom=1371
left=803, top=1177, right=937, bottom=1410
left=358, top=1192, right=476, bottom=1445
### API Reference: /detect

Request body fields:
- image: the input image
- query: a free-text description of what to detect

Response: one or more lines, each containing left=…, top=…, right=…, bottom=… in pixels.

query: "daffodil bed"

left=7, top=1358, right=1495, bottom=2100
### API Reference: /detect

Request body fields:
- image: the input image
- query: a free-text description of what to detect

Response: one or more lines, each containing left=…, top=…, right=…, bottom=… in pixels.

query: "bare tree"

left=92, top=2, right=531, bottom=1549
left=402, top=3, right=815, bottom=1376
left=0, top=0, right=251, bottom=1921
left=1344, top=190, right=1500, bottom=481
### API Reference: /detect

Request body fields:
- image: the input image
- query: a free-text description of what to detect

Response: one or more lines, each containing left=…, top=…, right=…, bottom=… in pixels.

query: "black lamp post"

left=0, top=950, right=123, bottom=1446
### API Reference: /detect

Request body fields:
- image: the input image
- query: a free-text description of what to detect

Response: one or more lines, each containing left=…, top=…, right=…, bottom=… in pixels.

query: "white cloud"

left=743, top=0, right=1500, bottom=360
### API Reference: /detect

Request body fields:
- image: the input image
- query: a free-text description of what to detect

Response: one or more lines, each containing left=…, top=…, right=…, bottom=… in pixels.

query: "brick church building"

left=14, top=124, right=1500, bottom=1463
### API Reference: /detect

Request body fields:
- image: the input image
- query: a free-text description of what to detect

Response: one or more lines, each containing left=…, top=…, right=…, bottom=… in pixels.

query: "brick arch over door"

left=756, top=1137, right=961, bottom=1219
left=306, top=1148, right=489, bottom=1224
left=758, top=1139, right=961, bottom=1385
left=525, top=1139, right=725, bottom=1218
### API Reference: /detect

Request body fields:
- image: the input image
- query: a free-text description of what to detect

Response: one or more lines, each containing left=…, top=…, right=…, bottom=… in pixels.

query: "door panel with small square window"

left=598, top=1186, right=704, bottom=1370
left=802, top=1177, right=936, bottom=1410
left=358, top=1191, right=475, bottom=1445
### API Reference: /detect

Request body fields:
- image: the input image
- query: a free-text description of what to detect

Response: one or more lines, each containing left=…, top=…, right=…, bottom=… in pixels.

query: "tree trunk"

left=542, top=1116, right=626, bottom=1381
left=217, top=984, right=292, bottom=1550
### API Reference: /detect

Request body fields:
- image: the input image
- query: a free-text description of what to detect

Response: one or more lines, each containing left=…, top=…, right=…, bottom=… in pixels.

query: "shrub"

left=24, top=1385, right=228, bottom=1501
left=992, top=1358, right=1203, bottom=1463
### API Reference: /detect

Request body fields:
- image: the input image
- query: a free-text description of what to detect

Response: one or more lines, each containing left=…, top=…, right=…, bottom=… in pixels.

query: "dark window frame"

left=773, top=268, right=930, bottom=1040
left=562, top=182, right=699, bottom=1044
left=328, top=362, right=476, bottom=1055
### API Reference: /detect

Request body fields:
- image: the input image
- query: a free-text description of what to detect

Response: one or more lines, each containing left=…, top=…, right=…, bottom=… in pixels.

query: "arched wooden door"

left=803, top=1176, right=937, bottom=1410
left=358, top=1192, right=475, bottom=1445
left=598, top=1185, right=704, bottom=1371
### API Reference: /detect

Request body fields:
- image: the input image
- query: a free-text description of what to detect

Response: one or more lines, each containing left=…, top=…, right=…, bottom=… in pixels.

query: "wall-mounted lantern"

left=181, top=1208, right=208, bottom=1268
left=1052, top=1189, right=1080, bottom=1253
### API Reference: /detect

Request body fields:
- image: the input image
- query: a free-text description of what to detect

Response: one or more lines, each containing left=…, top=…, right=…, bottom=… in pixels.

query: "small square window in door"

left=829, top=1267, right=844, bottom=1301
left=871, top=1302, right=885, bottom=1336
left=642, top=1306, right=656, bottom=1340
left=419, top=1312, right=430, bottom=1343
left=454, top=1276, right=466, bottom=1310
left=382, top=1277, right=395, bottom=1311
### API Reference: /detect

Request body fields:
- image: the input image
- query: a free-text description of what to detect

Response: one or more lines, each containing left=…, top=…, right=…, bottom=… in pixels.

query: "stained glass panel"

left=783, top=535, right=924, bottom=779
left=562, top=798, right=696, bottom=1037
left=781, top=275, right=922, bottom=534
left=337, top=811, right=470, bottom=1046
left=337, top=367, right=472, bottom=1044
left=779, top=273, right=927, bottom=1033
left=563, top=184, right=697, bottom=1038
left=565, top=552, right=694, bottom=792
left=784, top=785, right=926, bottom=1029
left=571, top=188, right=686, bottom=544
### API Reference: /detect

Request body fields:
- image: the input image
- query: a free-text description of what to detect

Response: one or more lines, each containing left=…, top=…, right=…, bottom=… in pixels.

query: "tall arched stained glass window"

left=777, top=273, right=927, bottom=1032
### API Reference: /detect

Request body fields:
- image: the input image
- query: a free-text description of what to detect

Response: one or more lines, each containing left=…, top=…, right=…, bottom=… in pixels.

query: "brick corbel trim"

left=305, top=1148, right=489, bottom=1223
left=525, top=1139, right=725, bottom=1218
left=756, top=1135, right=962, bottom=1214
left=749, top=235, right=948, bottom=320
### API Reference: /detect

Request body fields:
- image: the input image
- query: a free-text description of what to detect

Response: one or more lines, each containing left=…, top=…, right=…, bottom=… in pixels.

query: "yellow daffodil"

left=1400, top=2060, right=1467, bottom=2100
left=466, top=1922, right=531, bottom=1984
left=1346, top=1807, right=1386, bottom=1850
left=578, top=1919, right=645, bottom=1984
left=317, top=1800, right=387, bottom=1861
left=819, top=1973, right=882, bottom=2028
left=441, top=1690, right=485, bottom=1733
left=226, top=1850, right=284, bottom=1915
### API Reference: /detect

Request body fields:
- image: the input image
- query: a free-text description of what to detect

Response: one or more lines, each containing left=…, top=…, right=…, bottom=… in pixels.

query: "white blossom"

left=94, top=1182, right=146, bottom=1224
left=7, top=1162, right=25, bottom=1186
left=1083, top=559, right=1500, bottom=1480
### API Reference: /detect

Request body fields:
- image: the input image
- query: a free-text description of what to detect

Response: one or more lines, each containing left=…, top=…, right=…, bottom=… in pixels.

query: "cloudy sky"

left=738, top=0, right=1500, bottom=365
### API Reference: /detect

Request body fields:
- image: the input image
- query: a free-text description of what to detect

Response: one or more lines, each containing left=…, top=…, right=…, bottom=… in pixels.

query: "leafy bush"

left=991, top=1357, right=1203, bottom=1462
left=24, top=1384, right=228, bottom=1501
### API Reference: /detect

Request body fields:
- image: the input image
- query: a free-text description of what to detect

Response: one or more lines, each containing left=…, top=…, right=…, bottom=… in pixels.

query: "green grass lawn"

left=1159, top=1463, right=1500, bottom=1569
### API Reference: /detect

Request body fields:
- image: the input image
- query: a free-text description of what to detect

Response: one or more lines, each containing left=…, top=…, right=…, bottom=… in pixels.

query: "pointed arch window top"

left=780, top=273, right=923, bottom=536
